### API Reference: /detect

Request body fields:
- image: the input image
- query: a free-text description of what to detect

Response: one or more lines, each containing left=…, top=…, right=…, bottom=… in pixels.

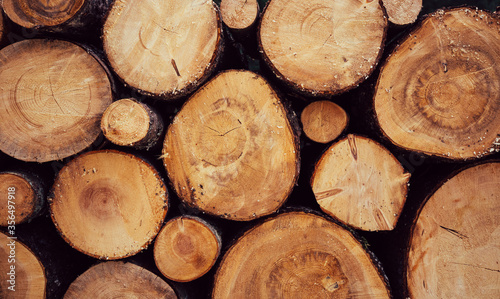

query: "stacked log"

left=0, top=1, right=497, bottom=298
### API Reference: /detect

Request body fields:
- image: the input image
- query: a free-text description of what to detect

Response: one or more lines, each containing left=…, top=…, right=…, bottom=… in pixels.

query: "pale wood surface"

left=312, top=135, right=410, bottom=231
left=301, top=100, right=348, bottom=143
left=375, top=8, right=500, bottom=159
left=3, top=0, right=85, bottom=28
left=382, top=0, right=421, bottom=25
left=220, top=0, right=259, bottom=30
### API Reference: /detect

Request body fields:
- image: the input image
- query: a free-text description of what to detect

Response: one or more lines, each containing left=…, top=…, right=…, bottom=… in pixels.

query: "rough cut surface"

left=3, top=0, right=85, bottom=28
left=163, top=70, right=299, bottom=221
left=50, top=150, right=168, bottom=260
left=213, top=212, right=390, bottom=298
left=220, top=0, right=259, bottom=30
left=382, top=0, right=422, bottom=25
left=375, top=8, right=500, bottom=159
left=103, top=0, right=221, bottom=98
left=0, top=39, right=112, bottom=162
left=301, top=100, right=348, bottom=143
left=0, top=232, right=46, bottom=298
left=312, top=135, right=410, bottom=231
left=259, top=0, right=387, bottom=95
left=154, top=216, right=221, bottom=282
left=64, top=261, right=177, bottom=298
left=407, top=162, right=500, bottom=298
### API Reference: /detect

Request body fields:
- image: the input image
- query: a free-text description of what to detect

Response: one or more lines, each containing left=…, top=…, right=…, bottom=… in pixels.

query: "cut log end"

left=0, top=39, right=112, bottom=162
left=103, top=0, right=222, bottom=99
left=382, top=0, right=422, bottom=25
left=50, top=150, right=168, bottom=260
left=2, top=0, right=85, bottom=28
left=101, top=98, right=163, bottom=149
left=163, top=70, right=299, bottom=221
left=301, top=100, right=348, bottom=143
left=312, top=134, right=409, bottom=231
left=259, top=0, right=387, bottom=95
left=407, top=162, right=500, bottom=298
left=154, top=216, right=221, bottom=282
left=0, top=232, right=46, bottom=298
left=213, top=212, right=390, bottom=298
left=64, top=261, right=177, bottom=298
left=0, top=172, right=45, bottom=226
left=220, top=0, right=259, bottom=30
left=375, top=8, right=500, bottom=159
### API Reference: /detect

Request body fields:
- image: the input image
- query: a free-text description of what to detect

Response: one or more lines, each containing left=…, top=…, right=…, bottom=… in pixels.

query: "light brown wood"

left=0, top=231, right=46, bottom=298
left=64, top=261, right=177, bottom=298
left=407, top=162, right=500, bottom=298
left=301, top=100, right=348, bottom=143
left=2, top=0, right=85, bottom=28
left=382, top=0, right=421, bottom=25
left=103, top=0, right=222, bottom=99
left=0, top=39, right=112, bottom=162
left=0, top=171, right=45, bottom=226
left=162, top=70, right=299, bottom=221
left=101, top=98, right=163, bottom=150
left=374, top=8, right=500, bottom=160
left=49, top=150, right=168, bottom=260
left=311, top=134, right=410, bottom=231
left=220, top=0, right=259, bottom=30
left=213, top=211, right=390, bottom=298
left=259, top=0, right=387, bottom=96
left=154, top=216, right=221, bottom=282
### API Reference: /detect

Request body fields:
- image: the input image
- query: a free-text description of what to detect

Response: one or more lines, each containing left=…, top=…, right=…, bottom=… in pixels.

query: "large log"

left=162, top=69, right=299, bottom=221
left=407, top=162, right=500, bottom=298
left=103, top=0, right=223, bottom=99
left=311, top=134, right=410, bottom=231
left=0, top=39, right=112, bottom=162
left=212, top=211, right=391, bottom=298
left=64, top=261, right=177, bottom=298
left=0, top=231, right=46, bottom=298
left=374, top=8, right=500, bottom=160
left=259, top=0, right=387, bottom=96
left=154, top=216, right=221, bottom=282
left=49, top=150, right=168, bottom=259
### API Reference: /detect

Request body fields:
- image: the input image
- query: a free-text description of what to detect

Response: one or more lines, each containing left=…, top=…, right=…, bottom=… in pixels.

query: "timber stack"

left=0, top=0, right=498, bottom=298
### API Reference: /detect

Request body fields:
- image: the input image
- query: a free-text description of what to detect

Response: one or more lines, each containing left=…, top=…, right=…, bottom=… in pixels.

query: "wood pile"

left=0, top=0, right=499, bottom=298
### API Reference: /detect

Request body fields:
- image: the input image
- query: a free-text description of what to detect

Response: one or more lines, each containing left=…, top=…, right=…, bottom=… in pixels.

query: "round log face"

left=163, top=70, right=299, bottom=221
left=212, top=212, right=390, bottom=298
left=103, top=0, right=220, bottom=98
left=382, top=0, right=422, bottom=25
left=0, top=232, right=46, bottom=298
left=259, top=0, right=386, bottom=95
left=0, top=173, right=35, bottom=226
left=220, top=0, right=259, bottom=30
left=3, top=0, right=85, bottom=28
left=50, top=150, right=168, bottom=259
left=301, top=100, right=348, bottom=143
left=407, top=162, right=500, bottom=298
left=311, top=135, right=410, bottom=231
left=64, top=261, right=177, bottom=298
left=101, top=98, right=150, bottom=146
left=0, top=39, right=112, bottom=162
left=154, top=216, right=221, bottom=282
left=374, top=8, right=500, bottom=159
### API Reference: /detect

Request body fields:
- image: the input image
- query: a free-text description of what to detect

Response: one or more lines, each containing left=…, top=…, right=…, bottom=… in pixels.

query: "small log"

left=301, top=100, right=348, bottom=144
left=407, top=162, right=500, bottom=298
left=220, top=0, right=259, bottom=31
left=0, top=39, right=112, bottom=162
left=162, top=69, right=299, bottom=221
left=64, top=261, right=177, bottom=298
left=213, top=211, right=391, bottom=298
left=49, top=150, right=168, bottom=260
left=311, top=134, right=410, bottom=231
left=2, top=0, right=112, bottom=34
left=0, top=171, right=45, bottom=226
left=154, top=216, right=221, bottom=282
left=382, top=0, right=421, bottom=25
left=374, top=8, right=500, bottom=159
left=101, top=98, right=164, bottom=150
left=103, top=0, right=223, bottom=99
left=259, top=0, right=387, bottom=96
left=0, top=231, right=46, bottom=298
